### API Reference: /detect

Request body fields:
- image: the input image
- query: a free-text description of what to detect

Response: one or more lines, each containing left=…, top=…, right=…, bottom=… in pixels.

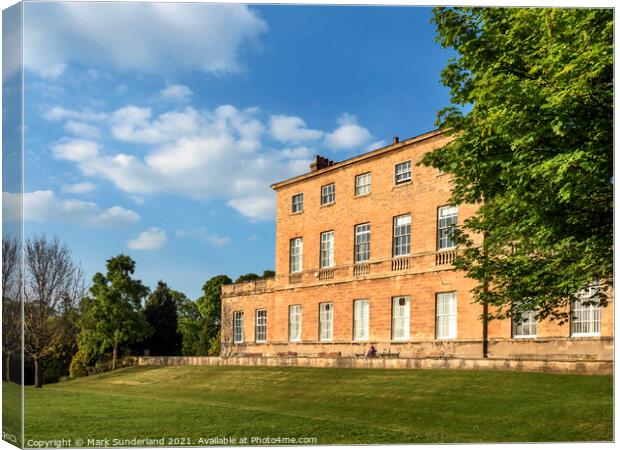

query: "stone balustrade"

left=222, top=249, right=464, bottom=297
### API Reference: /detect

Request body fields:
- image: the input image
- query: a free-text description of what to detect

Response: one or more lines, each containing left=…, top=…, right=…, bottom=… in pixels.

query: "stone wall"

left=135, top=355, right=612, bottom=375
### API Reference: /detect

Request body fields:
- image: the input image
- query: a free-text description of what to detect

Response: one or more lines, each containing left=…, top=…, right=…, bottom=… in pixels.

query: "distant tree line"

left=1, top=234, right=272, bottom=387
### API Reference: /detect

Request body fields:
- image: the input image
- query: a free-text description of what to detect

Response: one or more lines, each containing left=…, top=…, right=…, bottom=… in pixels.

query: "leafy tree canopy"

left=421, top=8, right=612, bottom=322
left=196, top=275, right=232, bottom=355
left=262, top=270, right=275, bottom=279
left=144, top=281, right=182, bottom=356
left=235, top=273, right=260, bottom=283
left=169, top=289, right=203, bottom=356
left=77, top=254, right=152, bottom=368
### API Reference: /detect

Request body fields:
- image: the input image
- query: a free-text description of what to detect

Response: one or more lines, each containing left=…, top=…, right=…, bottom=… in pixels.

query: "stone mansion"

left=220, top=129, right=612, bottom=361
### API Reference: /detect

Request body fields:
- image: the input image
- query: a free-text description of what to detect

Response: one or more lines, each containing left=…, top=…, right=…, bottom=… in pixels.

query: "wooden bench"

left=241, top=352, right=263, bottom=357
left=318, top=351, right=342, bottom=358
left=276, top=351, right=298, bottom=357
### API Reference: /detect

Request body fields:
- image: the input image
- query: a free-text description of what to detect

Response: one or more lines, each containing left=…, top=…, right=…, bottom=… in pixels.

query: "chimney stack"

left=393, top=136, right=399, bottom=144
left=310, top=155, right=335, bottom=172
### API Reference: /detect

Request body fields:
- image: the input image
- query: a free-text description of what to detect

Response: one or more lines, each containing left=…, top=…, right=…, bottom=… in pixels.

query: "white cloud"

left=110, top=106, right=206, bottom=145
left=52, top=139, right=101, bottom=161
left=161, top=83, right=193, bottom=101
left=62, top=181, right=96, bottom=194
left=227, top=196, right=275, bottom=221
left=64, top=120, right=101, bottom=139
left=176, top=227, right=230, bottom=246
left=2, top=190, right=139, bottom=227
left=43, top=106, right=107, bottom=122
left=269, top=115, right=323, bottom=143
left=324, top=113, right=373, bottom=150
left=127, top=227, right=167, bottom=250
left=48, top=104, right=378, bottom=220
left=24, top=3, right=267, bottom=78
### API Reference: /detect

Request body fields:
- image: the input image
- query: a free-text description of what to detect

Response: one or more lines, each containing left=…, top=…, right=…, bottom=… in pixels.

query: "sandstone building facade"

left=221, top=130, right=612, bottom=361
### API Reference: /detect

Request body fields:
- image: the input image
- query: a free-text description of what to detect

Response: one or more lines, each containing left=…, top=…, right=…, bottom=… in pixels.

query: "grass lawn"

left=3, top=381, right=22, bottom=445
left=22, top=365, right=612, bottom=445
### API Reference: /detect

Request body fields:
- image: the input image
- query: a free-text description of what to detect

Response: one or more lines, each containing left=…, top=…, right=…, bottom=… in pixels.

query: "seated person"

left=366, top=345, right=377, bottom=358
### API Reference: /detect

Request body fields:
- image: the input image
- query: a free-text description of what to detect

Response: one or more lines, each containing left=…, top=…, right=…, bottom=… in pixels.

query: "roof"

left=270, top=128, right=448, bottom=190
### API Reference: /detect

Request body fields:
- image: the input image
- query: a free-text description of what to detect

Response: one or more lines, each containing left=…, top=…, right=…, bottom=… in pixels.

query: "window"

left=436, top=292, right=457, bottom=339
left=320, top=231, right=334, bottom=268
left=355, top=173, right=371, bottom=196
left=393, top=214, right=411, bottom=257
left=289, top=305, right=302, bottom=342
left=321, top=183, right=335, bottom=205
left=571, top=284, right=601, bottom=336
left=512, top=310, right=537, bottom=338
left=392, top=296, right=410, bottom=340
left=255, top=309, right=267, bottom=343
left=354, top=223, right=371, bottom=263
left=395, top=161, right=412, bottom=184
left=438, top=206, right=458, bottom=250
left=353, top=299, right=369, bottom=340
left=319, top=303, right=333, bottom=341
left=233, top=311, right=244, bottom=343
left=289, top=238, right=303, bottom=273
left=291, top=193, right=304, bottom=213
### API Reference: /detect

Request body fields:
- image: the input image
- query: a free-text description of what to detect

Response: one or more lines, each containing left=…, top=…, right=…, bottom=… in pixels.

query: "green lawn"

left=3, top=381, right=22, bottom=446
left=22, top=365, right=612, bottom=445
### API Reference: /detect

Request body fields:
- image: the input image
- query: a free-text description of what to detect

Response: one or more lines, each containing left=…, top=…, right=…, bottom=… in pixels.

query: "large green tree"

left=421, top=8, right=613, bottom=322
left=144, top=281, right=182, bottom=356
left=172, top=290, right=202, bottom=356
left=77, top=255, right=152, bottom=369
left=196, top=275, right=232, bottom=356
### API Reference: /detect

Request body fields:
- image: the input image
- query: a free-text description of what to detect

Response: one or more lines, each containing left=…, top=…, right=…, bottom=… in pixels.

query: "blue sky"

left=14, top=3, right=453, bottom=299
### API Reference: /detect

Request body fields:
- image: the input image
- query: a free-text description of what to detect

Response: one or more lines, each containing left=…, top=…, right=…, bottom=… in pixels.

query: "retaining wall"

left=135, top=355, right=612, bottom=375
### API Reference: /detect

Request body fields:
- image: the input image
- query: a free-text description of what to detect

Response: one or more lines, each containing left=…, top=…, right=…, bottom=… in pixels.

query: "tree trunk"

left=34, top=356, right=42, bottom=388
left=112, top=344, right=118, bottom=370
left=5, top=353, right=10, bottom=382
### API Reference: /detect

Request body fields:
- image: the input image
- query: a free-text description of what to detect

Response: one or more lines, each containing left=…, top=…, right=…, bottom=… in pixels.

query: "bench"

left=318, top=351, right=342, bottom=358
left=276, top=351, right=298, bottom=357
left=240, top=352, right=263, bottom=357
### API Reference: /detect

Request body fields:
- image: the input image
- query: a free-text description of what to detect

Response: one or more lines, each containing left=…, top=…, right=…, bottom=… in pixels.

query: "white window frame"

left=394, top=160, right=412, bottom=185
left=438, top=206, right=458, bottom=250
left=571, top=284, right=601, bottom=337
left=354, top=223, right=371, bottom=263
left=393, top=214, right=412, bottom=257
left=355, top=173, right=371, bottom=196
left=289, top=237, right=303, bottom=273
left=320, top=231, right=334, bottom=268
left=512, top=309, right=537, bottom=338
left=291, top=193, right=304, bottom=213
left=353, top=299, right=369, bottom=341
left=391, top=296, right=410, bottom=340
left=289, top=305, right=302, bottom=342
left=321, top=183, right=336, bottom=205
left=319, top=302, right=333, bottom=341
left=436, top=292, right=457, bottom=339
left=233, top=311, right=244, bottom=344
left=255, top=309, right=267, bottom=343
